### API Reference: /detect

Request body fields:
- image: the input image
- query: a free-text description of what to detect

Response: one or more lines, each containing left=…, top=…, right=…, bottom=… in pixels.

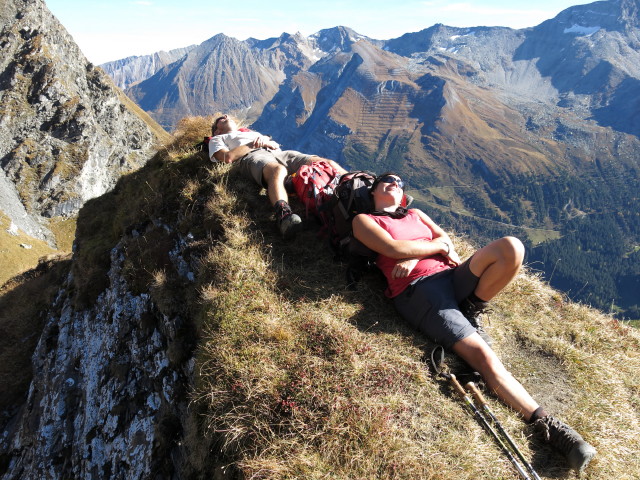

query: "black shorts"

left=393, top=258, right=479, bottom=349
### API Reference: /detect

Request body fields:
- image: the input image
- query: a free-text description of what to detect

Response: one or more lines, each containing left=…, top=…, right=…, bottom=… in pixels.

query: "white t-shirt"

left=209, top=130, right=280, bottom=161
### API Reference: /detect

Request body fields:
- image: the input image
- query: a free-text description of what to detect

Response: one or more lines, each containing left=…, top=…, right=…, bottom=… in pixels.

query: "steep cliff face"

left=0, top=152, right=211, bottom=479
left=0, top=0, right=169, bottom=245
left=2, top=241, right=194, bottom=478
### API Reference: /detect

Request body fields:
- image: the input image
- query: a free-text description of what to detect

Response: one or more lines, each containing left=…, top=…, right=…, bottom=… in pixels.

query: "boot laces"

left=276, top=203, right=293, bottom=221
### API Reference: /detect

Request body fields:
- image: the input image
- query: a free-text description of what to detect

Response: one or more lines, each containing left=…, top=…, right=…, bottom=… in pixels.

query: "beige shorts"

left=239, top=149, right=315, bottom=187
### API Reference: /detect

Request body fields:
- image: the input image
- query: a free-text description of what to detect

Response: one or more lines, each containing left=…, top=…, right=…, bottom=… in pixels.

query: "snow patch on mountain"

left=564, top=24, right=601, bottom=35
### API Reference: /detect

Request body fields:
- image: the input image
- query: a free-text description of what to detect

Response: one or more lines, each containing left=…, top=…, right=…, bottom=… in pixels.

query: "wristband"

left=442, top=241, right=450, bottom=255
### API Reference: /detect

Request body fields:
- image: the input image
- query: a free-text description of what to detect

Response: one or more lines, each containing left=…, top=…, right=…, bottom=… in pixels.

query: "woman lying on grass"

left=352, top=172, right=596, bottom=473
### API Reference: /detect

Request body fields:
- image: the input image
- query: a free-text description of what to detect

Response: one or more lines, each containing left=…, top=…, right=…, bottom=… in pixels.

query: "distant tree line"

left=421, top=168, right=639, bottom=320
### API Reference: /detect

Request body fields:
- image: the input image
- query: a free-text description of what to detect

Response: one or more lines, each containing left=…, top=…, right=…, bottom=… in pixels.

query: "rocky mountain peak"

left=126, top=30, right=325, bottom=129
left=618, top=0, right=640, bottom=29
left=0, top=0, right=168, bottom=245
left=310, top=26, right=374, bottom=53
left=200, top=32, right=242, bottom=50
left=100, top=45, right=196, bottom=90
left=540, top=0, right=639, bottom=33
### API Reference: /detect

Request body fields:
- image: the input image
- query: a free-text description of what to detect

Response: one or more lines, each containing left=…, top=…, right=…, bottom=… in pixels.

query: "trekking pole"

left=465, top=382, right=542, bottom=480
left=448, top=374, right=532, bottom=480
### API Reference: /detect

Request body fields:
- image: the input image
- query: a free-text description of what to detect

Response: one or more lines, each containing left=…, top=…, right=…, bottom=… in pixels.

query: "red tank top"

left=366, top=210, right=451, bottom=297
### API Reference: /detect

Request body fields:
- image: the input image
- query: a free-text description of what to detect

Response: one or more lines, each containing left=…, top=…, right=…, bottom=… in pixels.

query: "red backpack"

left=290, top=160, right=341, bottom=219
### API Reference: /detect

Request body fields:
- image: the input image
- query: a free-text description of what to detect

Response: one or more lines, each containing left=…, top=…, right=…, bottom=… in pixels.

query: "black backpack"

left=322, top=171, right=414, bottom=288
left=322, top=171, right=379, bottom=287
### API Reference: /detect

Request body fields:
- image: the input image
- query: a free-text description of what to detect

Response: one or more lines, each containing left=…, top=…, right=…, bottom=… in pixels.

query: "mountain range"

left=100, top=45, right=197, bottom=90
left=104, top=0, right=640, bottom=318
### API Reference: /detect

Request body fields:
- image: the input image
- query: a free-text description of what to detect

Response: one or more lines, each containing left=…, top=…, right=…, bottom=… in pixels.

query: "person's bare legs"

left=453, top=328, right=597, bottom=471
left=262, top=162, right=290, bottom=206
left=452, top=333, right=539, bottom=421
left=456, top=238, right=531, bottom=417
left=468, top=236, right=525, bottom=301
left=456, top=238, right=597, bottom=471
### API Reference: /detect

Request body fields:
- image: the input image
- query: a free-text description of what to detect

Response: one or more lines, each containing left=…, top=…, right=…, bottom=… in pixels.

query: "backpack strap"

left=370, top=206, right=409, bottom=219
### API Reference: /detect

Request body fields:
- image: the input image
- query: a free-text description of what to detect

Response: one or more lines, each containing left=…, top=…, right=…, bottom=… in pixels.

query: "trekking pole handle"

left=465, top=381, right=488, bottom=407
left=449, top=374, right=469, bottom=399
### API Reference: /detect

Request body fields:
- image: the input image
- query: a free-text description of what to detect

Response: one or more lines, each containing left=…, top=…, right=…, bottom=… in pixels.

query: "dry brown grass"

left=167, top=115, right=217, bottom=154
left=0, top=213, right=57, bottom=285
left=3, top=147, right=637, bottom=479
left=48, top=216, right=76, bottom=252
left=164, top=114, right=250, bottom=157
left=190, top=163, right=640, bottom=479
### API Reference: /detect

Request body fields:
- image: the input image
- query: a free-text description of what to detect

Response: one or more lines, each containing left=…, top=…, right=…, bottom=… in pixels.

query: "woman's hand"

left=392, top=258, right=420, bottom=279
left=440, top=240, right=461, bottom=266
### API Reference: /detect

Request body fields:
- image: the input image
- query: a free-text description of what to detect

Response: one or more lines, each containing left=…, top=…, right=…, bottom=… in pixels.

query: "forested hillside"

left=419, top=169, right=640, bottom=320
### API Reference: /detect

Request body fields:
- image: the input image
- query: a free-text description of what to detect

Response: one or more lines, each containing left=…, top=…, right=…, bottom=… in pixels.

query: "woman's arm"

left=412, top=209, right=460, bottom=265
left=352, top=213, right=449, bottom=260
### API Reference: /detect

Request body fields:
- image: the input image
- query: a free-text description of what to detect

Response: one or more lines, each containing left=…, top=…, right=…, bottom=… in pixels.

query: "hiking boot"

left=275, top=201, right=303, bottom=240
left=278, top=212, right=303, bottom=239
left=459, top=298, right=493, bottom=346
left=534, top=415, right=597, bottom=472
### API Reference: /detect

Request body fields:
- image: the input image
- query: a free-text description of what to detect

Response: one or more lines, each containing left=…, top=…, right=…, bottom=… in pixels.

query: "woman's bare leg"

left=452, top=332, right=538, bottom=421
left=468, top=236, right=525, bottom=301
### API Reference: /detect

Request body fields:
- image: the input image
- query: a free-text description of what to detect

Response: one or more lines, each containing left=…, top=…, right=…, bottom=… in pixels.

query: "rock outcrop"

left=1, top=238, right=195, bottom=478
left=0, top=154, right=207, bottom=479
left=0, top=0, right=169, bottom=246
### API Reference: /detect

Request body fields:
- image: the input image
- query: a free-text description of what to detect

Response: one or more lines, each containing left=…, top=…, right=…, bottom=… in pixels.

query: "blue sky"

left=46, top=0, right=588, bottom=65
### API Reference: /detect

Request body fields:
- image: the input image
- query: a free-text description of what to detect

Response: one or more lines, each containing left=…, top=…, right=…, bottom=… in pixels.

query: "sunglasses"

left=379, top=175, right=404, bottom=189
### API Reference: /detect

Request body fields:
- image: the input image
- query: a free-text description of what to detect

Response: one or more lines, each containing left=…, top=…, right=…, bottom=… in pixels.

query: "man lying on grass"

left=209, top=114, right=346, bottom=239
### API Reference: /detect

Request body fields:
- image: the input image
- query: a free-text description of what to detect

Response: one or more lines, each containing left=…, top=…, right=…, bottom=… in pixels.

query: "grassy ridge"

left=2, top=118, right=639, bottom=478
left=189, top=156, right=639, bottom=478
left=0, top=213, right=57, bottom=285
